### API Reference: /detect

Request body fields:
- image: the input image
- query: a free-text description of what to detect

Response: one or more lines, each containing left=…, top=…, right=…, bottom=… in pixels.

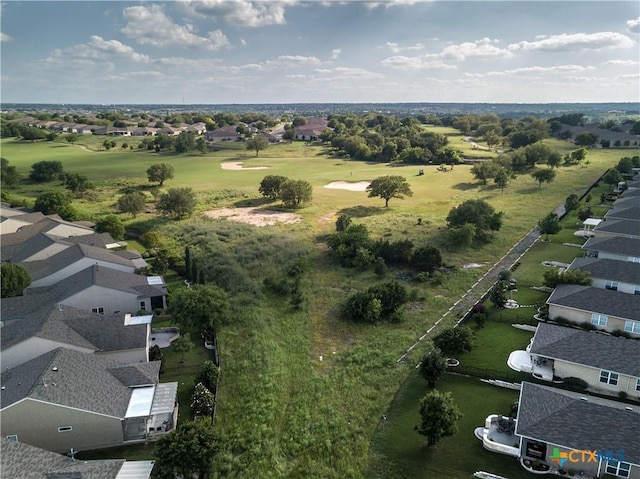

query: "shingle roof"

left=547, top=284, right=640, bottom=321
left=1, top=232, right=58, bottom=262
left=0, top=438, right=153, bottom=479
left=530, top=323, right=640, bottom=376
left=569, top=257, right=640, bottom=285
left=516, top=382, right=640, bottom=465
left=1, top=348, right=160, bottom=417
left=582, top=236, right=640, bottom=257
left=593, top=219, right=640, bottom=237
left=605, top=205, right=640, bottom=222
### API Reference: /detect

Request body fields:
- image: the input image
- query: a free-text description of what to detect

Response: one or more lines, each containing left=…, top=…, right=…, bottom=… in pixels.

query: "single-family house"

left=0, top=303, right=150, bottom=369
left=206, top=125, right=241, bottom=142
left=507, top=323, right=640, bottom=396
left=605, top=205, right=640, bottom=223
left=593, top=219, right=640, bottom=240
left=156, top=126, right=183, bottom=136
left=568, top=257, right=640, bottom=295
left=1, top=438, right=154, bottom=479
left=546, top=284, right=640, bottom=335
left=187, top=122, right=207, bottom=135
left=0, top=211, right=46, bottom=235
left=22, top=243, right=146, bottom=288
left=1, top=348, right=178, bottom=453
left=515, top=382, right=640, bottom=478
left=295, top=125, right=328, bottom=141
left=582, top=236, right=640, bottom=263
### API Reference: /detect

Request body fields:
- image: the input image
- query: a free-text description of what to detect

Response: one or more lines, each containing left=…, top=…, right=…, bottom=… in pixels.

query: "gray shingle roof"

left=516, top=382, right=640, bottom=465
left=531, top=323, right=640, bottom=376
left=547, top=284, right=640, bottom=321
left=593, top=219, right=640, bottom=237
left=1, top=232, right=57, bottom=262
left=1, top=348, right=160, bottom=417
left=0, top=438, right=150, bottom=479
left=605, top=205, right=640, bottom=222
left=582, top=235, right=640, bottom=257
left=569, top=257, right=640, bottom=285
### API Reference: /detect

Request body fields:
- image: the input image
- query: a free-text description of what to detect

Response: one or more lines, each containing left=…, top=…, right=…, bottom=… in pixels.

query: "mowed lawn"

left=2, top=133, right=635, bottom=477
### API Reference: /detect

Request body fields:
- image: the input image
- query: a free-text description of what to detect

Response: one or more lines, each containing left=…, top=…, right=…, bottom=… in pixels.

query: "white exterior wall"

left=62, top=285, right=147, bottom=316
left=1, top=337, right=94, bottom=370
left=30, top=259, right=136, bottom=288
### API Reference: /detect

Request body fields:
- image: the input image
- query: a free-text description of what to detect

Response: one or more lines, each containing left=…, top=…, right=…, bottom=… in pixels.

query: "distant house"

left=515, top=382, right=640, bottom=478
left=582, top=236, right=640, bottom=263
left=206, top=125, right=241, bottom=142
left=568, top=257, right=640, bottom=295
left=508, top=323, right=640, bottom=396
left=546, top=284, right=640, bottom=335
left=0, top=348, right=178, bottom=453
left=1, top=438, right=154, bottom=479
left=0, top=303, right=150, bottom=369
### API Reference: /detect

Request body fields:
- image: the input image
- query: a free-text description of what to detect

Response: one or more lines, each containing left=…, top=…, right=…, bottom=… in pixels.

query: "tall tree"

left=172, top=332, right=194, bottom=362
left=537, top=213, right=561, bottom=241
left=493, top=169, right=509, bottom=193
left=62, top=172, right=93, bottom=196
left=157, top=187, right=196, bottom=219
left=1, top=158, right=19, bottom=187
left=416, top=390, right=463, bottom=447
left=1, top=263, right=31, bottom=298
left=259, top=175, right=288, bottom=200
left=280, top=179, right=313, bottom=208
left=419, top=348, right=447, bottom=388
left=410, top=246, right=443, bottom=275
left=531, top=168, right=556, bottom=188
left=147, top=162, right=175, bottom=186
left=34, top=190, right=75, bottom=220
left=95, top=214, right=125, bottom=240
left=117, top=191, right=147, bottom=217
left=153, top=418, right=218, bottom=479
left=65, top=133, right=78, bottom=145
left=29, top=160, right=64, bottom=182
left=366, top=175, right=413, bottom=207
left=432, top=327, right=474, bottom=357
left=168, top=285, right=231, bottom=333
left=245, top=135, right=270, bottom=156
left=446, top=199, right=503, bottom=243
left=602, top=168, right=623, bottom=187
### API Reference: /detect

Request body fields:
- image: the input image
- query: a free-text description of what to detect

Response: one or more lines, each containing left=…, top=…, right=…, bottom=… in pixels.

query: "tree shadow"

left=233, top=197, right=273, bottom=208
left=452, top=182, right=480, bottom=191
left=515, top=187, right=542, bottom=194
left=338, top=205, right=386, bottom=218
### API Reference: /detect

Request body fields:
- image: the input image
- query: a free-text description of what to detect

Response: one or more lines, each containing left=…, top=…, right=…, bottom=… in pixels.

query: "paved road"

left=396, top=226, right=542, bottom=363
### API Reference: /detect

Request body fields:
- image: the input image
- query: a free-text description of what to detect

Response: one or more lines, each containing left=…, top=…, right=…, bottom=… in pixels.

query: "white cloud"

left=330, top=48, right=341, bottom=60
left=380, top=55, right=456, bottom=70
left=385, top=42, right=424, bottom=53
left=604, top=59, right=639, bottom=66
left=618, top=73, right=640, bottom=79
left=265, top=55, right=322, bottom=68
left=626, top=17, right=640, bottom=33
left=508, top=32, right=634, bottom=52
left=46, top=36, right=149, bottom=64
left=122, top=4, right=230, bottom=50
left=313, top=66, right=385, bottom=81
left=0, top=32, right=12, bottom=42
left=466, top=65, right=591, bottom=77
left=181, top=0, right=294, bottom=27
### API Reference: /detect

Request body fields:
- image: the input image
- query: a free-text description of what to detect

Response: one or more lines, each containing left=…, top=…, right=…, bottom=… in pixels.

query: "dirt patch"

left=221, top=161, right=269, bottom=170
left=324, top=181, right=370, bottom=191
left=203, top=207, right=301, bottom=227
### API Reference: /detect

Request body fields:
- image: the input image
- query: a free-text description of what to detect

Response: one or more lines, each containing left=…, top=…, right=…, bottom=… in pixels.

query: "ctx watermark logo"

left=549, top=448, right=626, bottom=467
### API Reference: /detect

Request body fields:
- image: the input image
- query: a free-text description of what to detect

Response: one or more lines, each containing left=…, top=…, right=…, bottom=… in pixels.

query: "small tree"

left=531, top=168, right=556, bottom=188
left=157, top=187, right=196, bottom=219
left=494, top=169, right=509, bottom=193
left=195, top=360, right=220, bottom=393
left=490, top=280, right=509, bottom=308
left=245, top=135, right=270, bottom=156
left=168, top=285, right=231, bottom=333
left=65, top=133, right=78, bottom=145
left=62, top=173, right=93, bottom=197
left=29, top=160, right=64, bottom=182
left=419, top=348, right=447, bottom=388
left=537, top=213, right=561, bottom=241
left=446, top=199, right=503, bottom=243
left=95, top=214, right=125, bottom=240
left=432, top=327, right=474, bottom=357
left=280, top=179, right=312, bottom=208
left=602, top=168, right=623, bottom=187
left=190, top=382, right=216, bottom=418
left=564, top=194, right=580, bottom=213
left=410, top=246, right=443, bottom=275
left=1, top=158, right=19, bottom=187
left=172, top=332, right=193, bottom=362
left=147, top=162, right=175, bottom=186
left=117, top=191, right=147, bottom=217
left=259, top=175, right=288, bottom=200
left=1, top=263, right=31, bottom=298
left=34, top=190, right=75, bottom=220
left=574, top=132, right=598, bottom=147
left=366, top=175, right=413, bottom=207
left=416, top=390, right=463, bottom=447
left=335, top=213, right=352, bottom=232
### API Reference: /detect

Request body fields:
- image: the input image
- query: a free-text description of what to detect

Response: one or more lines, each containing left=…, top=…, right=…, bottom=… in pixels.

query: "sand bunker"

left=203, top=207, right=301, bottom=227
left=324, top=181, right=371, bottom=191
left=221, top=161, right=269, bottom=170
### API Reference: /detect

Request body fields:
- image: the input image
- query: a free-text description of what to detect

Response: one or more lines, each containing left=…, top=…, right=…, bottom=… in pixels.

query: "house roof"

left=593, top=219, right=640, bottom=237
left=0, top=211, right=45, bottom=225
left=1, top=232, right=58, bottom=262
left=605, top=205, right=640, bottom=222
left=1, top=348, right=160, bottom=417
left=582, top=235, right=640, bottom=257
left=2, top=216, right=94, bottom=245
left=0, top=438, right=134, bottom=479
left=547, top=284, right=640, bottom=321
left=208, top=125, right=240, bottom=136
left=22, top=243, right=137, bottom=282
left=530, top=323, right=640, bottom=376
left=569, top=257, right=640, bottom=285
left=516, top=382, right=640, bottom=465
left=620, top=187, right=640, bottom=198
left=1, top=303, right=148, bottom=352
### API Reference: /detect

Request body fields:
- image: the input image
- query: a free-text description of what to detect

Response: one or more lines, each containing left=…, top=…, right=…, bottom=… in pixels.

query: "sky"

left=1, top=1, right=639, bottom=105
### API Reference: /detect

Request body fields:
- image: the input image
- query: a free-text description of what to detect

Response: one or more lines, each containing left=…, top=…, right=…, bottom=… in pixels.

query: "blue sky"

left=1, top=1, right=639, bottom=104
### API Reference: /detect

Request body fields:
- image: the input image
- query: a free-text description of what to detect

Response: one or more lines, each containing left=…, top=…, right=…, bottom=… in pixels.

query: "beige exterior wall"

left=548, top=305, right=628, bottom=333
left=1, top=337, right=93, bottom=370
left=591, top=278, right=639, bottom=295
left=553, top=361, right=639, bottom=395
left=1, top=400, right=124, bottom=453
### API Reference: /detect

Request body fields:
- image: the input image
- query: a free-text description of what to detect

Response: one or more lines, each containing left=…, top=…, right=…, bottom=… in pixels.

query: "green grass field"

left=3, top=132, right=637, bottom=477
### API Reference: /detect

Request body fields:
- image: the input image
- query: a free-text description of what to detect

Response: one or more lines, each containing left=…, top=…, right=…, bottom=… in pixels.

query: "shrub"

left=618, top=391, right=628, bottom=400
left=563, top=377, right=588, bottom=390
left=579, top=322, right=597, bottom=331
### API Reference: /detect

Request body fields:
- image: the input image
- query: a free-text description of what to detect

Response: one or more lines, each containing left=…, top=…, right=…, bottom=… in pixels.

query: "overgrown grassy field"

left=2, top=131, right=635, bottom=477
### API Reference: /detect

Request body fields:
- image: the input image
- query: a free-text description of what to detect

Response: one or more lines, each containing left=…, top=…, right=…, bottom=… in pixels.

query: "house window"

left=624, top=321, right=640, bottom=334
left=605, top=281, right=618, bottom=291
left=605, top=460, right=631, bottom=478
left=91, top=307, right=105, bottom=314
left=139, top=301, right=146, bottom=311
left=591, top=313, right=608, bottom=327
left=634, top=286, right=640, bottom=295
left=599, top=370, right=619, bottom=386
left=629, top=257, right=640, bottom=263
left=58, top=426, right=72, bottom=432
left=636, top=379, right=640, bottom=392
left=5, top=435, right=18, bottom=442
